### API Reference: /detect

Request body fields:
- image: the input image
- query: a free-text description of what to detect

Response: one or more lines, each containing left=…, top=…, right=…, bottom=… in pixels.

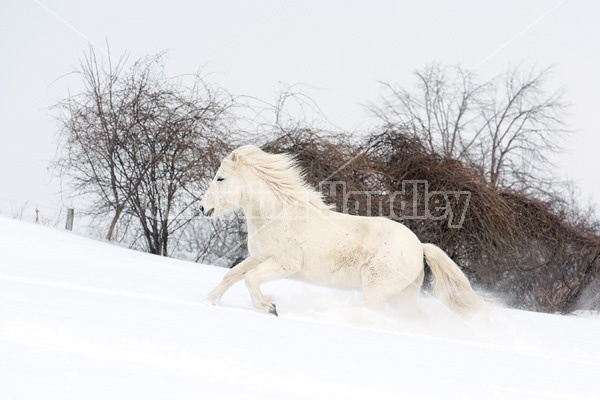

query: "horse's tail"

left=422, top=243, right=485, bottom=315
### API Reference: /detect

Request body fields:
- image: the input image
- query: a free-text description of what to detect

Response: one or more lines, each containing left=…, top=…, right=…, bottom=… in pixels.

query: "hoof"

left=207, top=290, right=222, bottom=306
left=207, top=294, right=220, bottom=306
left=268, top=303, right=278, bottom=316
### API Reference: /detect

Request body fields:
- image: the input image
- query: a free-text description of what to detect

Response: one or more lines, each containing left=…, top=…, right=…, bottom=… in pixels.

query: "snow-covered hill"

left=1, top=216, right=599, bottom=399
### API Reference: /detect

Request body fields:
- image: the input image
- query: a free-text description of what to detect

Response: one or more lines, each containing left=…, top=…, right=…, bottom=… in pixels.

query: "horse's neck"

left=240, top=186, right=327, bottom=231
left=242, top=192, right=281, bottom=219
left=241, top=193, right=303, bottom=231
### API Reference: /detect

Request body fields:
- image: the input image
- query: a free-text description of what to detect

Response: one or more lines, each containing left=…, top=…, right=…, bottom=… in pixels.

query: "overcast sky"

left=1, top=0, right=598, bottom=221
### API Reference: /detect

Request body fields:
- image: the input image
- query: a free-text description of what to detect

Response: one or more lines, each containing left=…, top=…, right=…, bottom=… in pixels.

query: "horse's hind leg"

left=363, top=288, right=389, bottom=311
left=361, top=263, right=423, bottom=313
left=392, top=269, right=424, bottom=318
left=360, top=265, right=395, bottom=311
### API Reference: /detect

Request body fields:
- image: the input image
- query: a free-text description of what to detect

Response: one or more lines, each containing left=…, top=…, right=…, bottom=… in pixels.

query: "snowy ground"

left=1, top=216, right=599, bottom=399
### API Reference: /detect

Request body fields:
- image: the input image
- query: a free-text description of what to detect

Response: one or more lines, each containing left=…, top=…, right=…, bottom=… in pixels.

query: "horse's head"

left=199, top=148, right=248, bottom=218
left=200, top=144, right=324, bottom=218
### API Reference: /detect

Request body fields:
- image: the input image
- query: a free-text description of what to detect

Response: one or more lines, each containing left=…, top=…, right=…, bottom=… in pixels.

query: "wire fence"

left=0, top=197, right=72, bottom=229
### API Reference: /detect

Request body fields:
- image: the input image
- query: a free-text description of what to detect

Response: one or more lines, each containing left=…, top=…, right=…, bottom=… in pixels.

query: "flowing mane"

left=226, top=145, right=330, bottom=211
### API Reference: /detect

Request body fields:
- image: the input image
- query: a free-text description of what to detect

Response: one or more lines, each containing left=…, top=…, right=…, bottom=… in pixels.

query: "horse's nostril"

left=199, top=205, right=205, bottom=214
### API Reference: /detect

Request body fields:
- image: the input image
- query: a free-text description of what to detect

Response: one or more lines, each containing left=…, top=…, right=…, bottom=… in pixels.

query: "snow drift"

left=1, top=216, right=599, bottom=399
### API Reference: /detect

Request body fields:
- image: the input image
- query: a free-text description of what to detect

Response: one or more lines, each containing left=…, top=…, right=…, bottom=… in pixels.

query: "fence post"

left=65, top=208, right=74, bottom=231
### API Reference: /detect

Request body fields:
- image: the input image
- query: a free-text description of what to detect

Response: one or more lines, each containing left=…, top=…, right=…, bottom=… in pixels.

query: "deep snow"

left=1, top=216, right=599, bottom=399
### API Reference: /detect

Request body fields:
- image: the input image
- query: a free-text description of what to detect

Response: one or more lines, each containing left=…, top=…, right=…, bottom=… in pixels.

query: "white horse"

left=200, top=145, right=484, bottom=316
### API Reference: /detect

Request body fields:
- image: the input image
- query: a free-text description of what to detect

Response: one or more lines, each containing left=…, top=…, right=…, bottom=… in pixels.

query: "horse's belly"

left=292, top=256, right=363, bottom=290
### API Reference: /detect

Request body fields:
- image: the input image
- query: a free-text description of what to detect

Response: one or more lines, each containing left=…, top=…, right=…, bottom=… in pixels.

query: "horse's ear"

left=228, top=150, right=245, bottom=166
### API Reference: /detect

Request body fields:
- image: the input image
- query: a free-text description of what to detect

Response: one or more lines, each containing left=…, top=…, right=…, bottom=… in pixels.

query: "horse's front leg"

left=208, top=257, right=260, bottom=304
left=245, top=258, right=298, bottom=316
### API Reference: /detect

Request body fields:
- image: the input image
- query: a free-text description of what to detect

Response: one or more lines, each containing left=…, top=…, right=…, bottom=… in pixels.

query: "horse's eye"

left=216, top=177, right=224, bottom=182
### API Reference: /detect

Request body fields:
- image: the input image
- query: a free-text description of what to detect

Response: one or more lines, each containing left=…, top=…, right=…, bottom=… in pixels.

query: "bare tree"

left=371, top=63, right=569, bottom=190
left=476, top=66, right=568, bottom=188
left=54, top=47, right=235, bottom=256
left=371, top=63, right=484, bottom=159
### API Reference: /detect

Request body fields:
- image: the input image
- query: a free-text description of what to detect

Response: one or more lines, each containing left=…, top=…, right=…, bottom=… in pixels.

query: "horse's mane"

left=225, top=145, right=330, bottom=211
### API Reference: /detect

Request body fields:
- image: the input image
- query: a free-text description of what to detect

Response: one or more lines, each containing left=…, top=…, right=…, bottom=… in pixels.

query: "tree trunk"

left=106, top=206, right=123, bottom=241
